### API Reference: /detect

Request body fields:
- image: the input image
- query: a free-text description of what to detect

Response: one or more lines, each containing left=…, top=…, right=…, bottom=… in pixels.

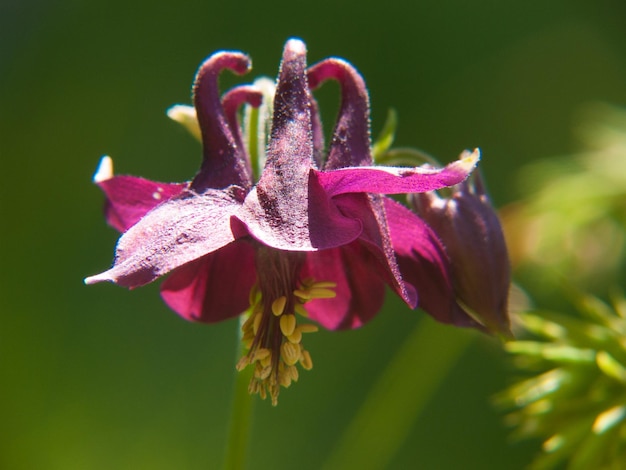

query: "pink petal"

left=97, top=176, right=187, bottom=232
left=314, top=149, right=479, bottom=197
left=93, top=157, right=186, bottom=232
left=84, top=188, right=242, bottom=287
left=160, top=240, right=256, bottom=323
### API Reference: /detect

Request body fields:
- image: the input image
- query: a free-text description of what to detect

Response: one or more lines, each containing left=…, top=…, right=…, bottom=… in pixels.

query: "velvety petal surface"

left=93, top=157, right=187, bottom=232
left=385, top=198, right=480, bottom=328
left=85, top=187, right=243, bottom=287
left=160, top=240, right=256, bottom=323
left=239, top=39, right=362, bottom=251
left=315, top=149, right=479, bottom=197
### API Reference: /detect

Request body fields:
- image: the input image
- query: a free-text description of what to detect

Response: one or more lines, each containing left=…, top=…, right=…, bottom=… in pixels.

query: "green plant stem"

left=322, top=318, right=475, bottom=470
left=223, top=317, right=255, bottom=470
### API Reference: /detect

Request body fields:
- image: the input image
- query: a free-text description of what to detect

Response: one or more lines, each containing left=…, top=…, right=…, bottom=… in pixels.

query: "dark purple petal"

left=160, top=240, right=256, bottom=323
left=412, top=176, right=511, bottom=335
left=221, top=85, right=263, bottom=162
left=309, top=93, right=325, bottom=167
left=385, top=198, right=481, bottom=328
left=239, top=39, right=362, bottom=250
left=314, top=149, right=479, bottom=197
left=308, top=57, right=372, bottom=169
left=334, top=193, right=417, bottom=308
left=301, top=243, right=386, bottom=330
left=84, top=187, right=243, bottom=287
left=253, top=39, right=313, bottom=216
left=191, top=51, right=253, bottom=191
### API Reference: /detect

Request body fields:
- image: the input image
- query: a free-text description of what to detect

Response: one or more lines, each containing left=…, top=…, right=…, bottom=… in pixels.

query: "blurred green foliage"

left=2, top=1, right=626, bottom=469
left=504, top=103, right=626, bottom=295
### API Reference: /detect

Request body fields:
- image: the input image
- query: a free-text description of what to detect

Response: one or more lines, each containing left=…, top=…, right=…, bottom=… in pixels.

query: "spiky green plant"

left=496, top=292, right=626, bottom=469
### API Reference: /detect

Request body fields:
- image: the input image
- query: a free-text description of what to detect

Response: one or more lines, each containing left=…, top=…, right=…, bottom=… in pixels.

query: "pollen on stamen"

left=281, top=342, right=300, bottom=366
left=279, top=314, right=296, bottom=336
left=272, top=296, right=287, bottom=316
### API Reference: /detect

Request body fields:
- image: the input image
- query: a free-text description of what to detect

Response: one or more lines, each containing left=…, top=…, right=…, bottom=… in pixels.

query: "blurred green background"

left=2, top=0, right=626, bottom=469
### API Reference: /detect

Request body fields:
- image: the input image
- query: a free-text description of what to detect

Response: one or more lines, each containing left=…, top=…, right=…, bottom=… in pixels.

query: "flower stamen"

left=237, top=251, right=335, bottom=405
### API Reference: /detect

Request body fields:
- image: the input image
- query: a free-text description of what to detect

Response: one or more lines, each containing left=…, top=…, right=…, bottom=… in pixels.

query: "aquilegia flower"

left=86, top=39, right=479, bottom=404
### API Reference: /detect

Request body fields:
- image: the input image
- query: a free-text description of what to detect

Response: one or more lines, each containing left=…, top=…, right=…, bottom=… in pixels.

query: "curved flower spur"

left=86, top=39, right=479, bottom=405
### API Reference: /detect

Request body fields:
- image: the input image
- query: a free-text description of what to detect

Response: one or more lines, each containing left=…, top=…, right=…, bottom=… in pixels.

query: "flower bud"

left=410, top=171, right=512, bottom=338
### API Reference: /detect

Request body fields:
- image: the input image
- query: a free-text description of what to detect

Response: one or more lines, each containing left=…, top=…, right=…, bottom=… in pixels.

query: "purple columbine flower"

left=410, top=173, right=512, bottom=338
left=85, top=39, right=478, bottom=404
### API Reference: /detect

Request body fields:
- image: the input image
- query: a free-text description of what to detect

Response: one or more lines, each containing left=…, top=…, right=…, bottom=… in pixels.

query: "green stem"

left=223, top=316, right=255, bottom=470
left=322, top=317, right=474, bottom=470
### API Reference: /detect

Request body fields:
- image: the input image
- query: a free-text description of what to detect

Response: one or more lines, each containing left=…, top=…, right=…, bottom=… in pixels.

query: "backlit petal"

left=315, top=149, right=479, bottom=196
left=160, top=240, right=256, bottom=323
left=93, top=156, right=186, bottom=232
left=385, top=198, right=480, bottom=328
left=302, top=243, right=386, bottom=330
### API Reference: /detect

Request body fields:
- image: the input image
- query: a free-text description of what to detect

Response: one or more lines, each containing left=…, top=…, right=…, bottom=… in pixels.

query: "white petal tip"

left=93, top=156, right=114, bottom=183
left=84, top=274, right=109, bottom=285
left=286, top=38, right=306, bottom=54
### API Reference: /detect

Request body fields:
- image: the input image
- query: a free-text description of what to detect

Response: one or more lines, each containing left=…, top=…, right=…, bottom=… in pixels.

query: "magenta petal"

left=334, top=193, right=416, bottom=308
left=315, top=149, right=479, bottom=197
left=191, top=51, right=253, bottom=191
left=85, top=188, right=242, bottom=287
left=160, top=240, right=256, bottom=323
left=96, top=174, right=186, bottom=232
left=385, top=198, right=479, bottom=328
left=302, top=243, right=386, bottom=330
left=252, top=39, right=314, bottom=227
left=308, top=58, right=372, bottom=168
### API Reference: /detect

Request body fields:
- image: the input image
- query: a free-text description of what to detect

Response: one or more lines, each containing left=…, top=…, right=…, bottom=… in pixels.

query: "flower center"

left=236, top=247, right=336, bottom=405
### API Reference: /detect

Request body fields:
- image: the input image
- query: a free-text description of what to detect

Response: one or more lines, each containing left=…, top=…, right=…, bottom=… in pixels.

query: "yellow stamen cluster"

left=236, top=279, right=336, bottom=405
